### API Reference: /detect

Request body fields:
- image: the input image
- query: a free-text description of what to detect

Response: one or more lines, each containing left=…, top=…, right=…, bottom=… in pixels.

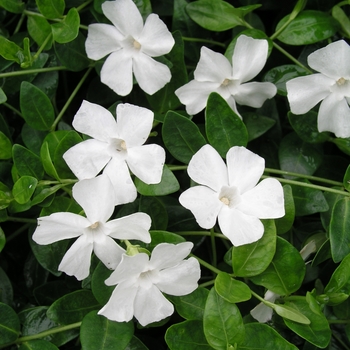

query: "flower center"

left=89, top=222, right=99, bottom=229
left=218, top=186, right=241, bottom=208
left=331, top=77, right=350, bottom=98
left=138, top=269, right=159, bottom=289
left=220, top=197, right=230, bottom=205
left=107, top=138, right=128, bottom=159
left=133, top=39, right=141, bottom=50
left=337, top=77, right=346, bottom=86
left=221, top=78, right=231, bottom=87
left=120, top=140, right=127, bottom=150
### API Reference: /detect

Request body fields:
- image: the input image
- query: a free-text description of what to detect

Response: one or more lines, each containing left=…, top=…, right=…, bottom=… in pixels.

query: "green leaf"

left=52, top=8, right=80, bottom=44
left=205, top=92, right=248, bottom=157
left=0, top=36, right=24, bottom=64
left=332, top=5, right=350, bottom=38
left=91, top=262, right=114, bottom=306
left=273, top=304, right=310, bottom=324
left=0, top=0, right=25, bottom=13
left=12, top=176, right=38, bottom=204
left=275, top=185, right=295, bottom=235
left=203, top=288, right=245, bottom=348
left=21, top=124, right=47, bottom=155
left=124, top=336, right=148, bottom=350
left=215, top=272, right=251, bottom=303
left=186, top=0, right=247, bottom=31
left=31, top=184, right=65, bottom=206
left=166, top=320, right=211, bottom=349
left=80, top=311, right=134, bottom=350
left=250, top=236, right=306, bottom=295
left=0, top=228, right=5, bottom=253
left=0, top=267, right=12, bottom=305
left=18, top=339, right=59, bottom=350
left=276, top=10, right=339, bottom=45
left=243, top=113, right=275, bottom=142
left=0, top=131, right=12, bottom=159
left=343, top=164, right=350, bottom=192
left=135, top=165, right=179, bottom=196
left=12, top=144, right=44, bottom=179
left=0, top=302, right=20, bottom=344
left=238, top=323, right=298, bottom=350
left=47, top=290, right=100, bottom=324
left=283, top=299, right=331, bottom=348
left=0, top=88, right=7, bottom=104
left=20, top=81, right=55, bottom=131
left=36, top=0, right=65, bottom=19
left=40, top=141, right=60, bottom=180
left=27, top=15, right=52, bottom=50
left=168, top=287, right=209, bottom=320
left=142, top=230, right=185, bottom=252
left=139, top=197, right=168, bottom=230
left=325, top=253, right=350, bottom=294
left=232, top=219, right=276, bottom=277
left=162, top=111, right=206, bottom=164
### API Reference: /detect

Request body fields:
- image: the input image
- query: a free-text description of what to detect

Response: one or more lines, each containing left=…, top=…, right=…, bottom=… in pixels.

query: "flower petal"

left=179, top=185, right=222, bottom=229
left=72, top=100, right=119, bottom=141
left=156, top=257, right=200, bottom=295
left=58, top=235, right=93, bottom=280
left=175, top=80, right=220, bottom=115
left=231, top=35, right=268, bottom=82
left=127, top=145, right=165, bottom=184
left=85, top=23, right=123, bottom=60
left=98, top=280, right=138, bottom=322
left=226, top=146, right=265, bottom=194
left=238, top=178, right=285, bottom=218
left=102, top=0, right=143, bottom=38
left=63, top=139, right=110, bottom=180
left=308, top=40, right=350, bottom=80
left=138, top=14, right=174, bottom=56
left=134, top=284, right=174, bottom=326
left=250, top=290, right=279, bottom=323
left=103, top=157, right=137, bottom=205
left=187, top=144, right=228, bottom=192
left=133, top=53, right=172, bottom=95
left=101, top=50, right=133, bottom=96
left=218, top=206, right=264, bottom=246
left=150, top=242, right=194, bottom=270
left=106, top=212, right=151, bottom=243
left=116, top=103, right=154, bottom=148
left=194, top=47, right=232, bottom=83
left=234, top=82, right=277, bottom=108
left=33, top=212, right=89, bottom=244
left=286, top=74, right=333, bottom=114
left=72, top=175, right=115, bottom=223
left=318, top=93, right=350, bottom=138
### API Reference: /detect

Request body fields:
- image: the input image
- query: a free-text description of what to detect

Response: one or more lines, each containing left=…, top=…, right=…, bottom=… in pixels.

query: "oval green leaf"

left=36, top=0, right=65, bottom=19
left=0, top=131, right=12, bottom=159
left=0, top=302, right=20, bottom=344
left=12, top=176, right=38, bottom=204
left=12, top=144, right=44, bottom=179
left=52, top=8, right=80, bottom=44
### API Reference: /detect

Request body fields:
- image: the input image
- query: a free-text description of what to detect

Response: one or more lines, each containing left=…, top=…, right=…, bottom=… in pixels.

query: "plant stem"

left=32, top=33, right=53, bottom=61
left=199, top=279, right=215, bottom=288
left=0, top=66, right=67, bottom=79
left=331, top=330, right=350, bottom=350
left=176, top=231, right=228, bottom=240
left=210, top=227, right=217, bottom=268
left=190, top=253, right=222, bottom=275
left=167, top=165, right=187, bottom=171
left=6, top=223, right=31, bottom=243
left=182, top=36, right=226, bottom=48
left=3, top=103, right=23, bottom=118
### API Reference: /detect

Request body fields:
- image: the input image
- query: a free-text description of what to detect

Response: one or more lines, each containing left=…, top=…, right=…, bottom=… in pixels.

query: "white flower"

left=286, top=40, right=350, bottom=138
left=32, top=175, right=151, bottom=280
left=98, top=242, right=200, bottom=326
left=63, top=100, right=165, bottom=205
left=179, top=145, right=285, bottom=246
left=175, top=35, right=276, bottom=117
left=85, top=0, right=175, bottom=96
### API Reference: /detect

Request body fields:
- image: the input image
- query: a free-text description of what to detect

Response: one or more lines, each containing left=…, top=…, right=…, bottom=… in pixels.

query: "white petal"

left=106, top=212, right=151, bottom=243
left=226, top=146, right=265, bottom=193
left=98, top=280, right=138, bottom=322
left=103, top=157, right=137, bottom=205
left=150, top=242, right=194, bottom=270
left=179, top=185, right=222, bottom=229
left=226, top=96, right=242, bottom=119
left=33, top=212, right=89, bottom=244
left=231, top=35, right=268, bottom=82
left=138, top=14, right=174, bottom=56
left=234, top=82, right=277, bottom=108
left=85, top=23, right=122, bottom=60
left=102, top=0, right=143, bottom=37
left=187, top=144, right=228, bottom=192
left=116, top=103, right=154, bottom=148
left=250, top=302, right=273, bottom=323
left=318, top=93, right=350, bottom=138
left=308, top=40, right=350, bottom=79
left=175, top=80, right=220, bottom=115
left=93, top=234, right=125, bottom=270
left=58, top=235, right=93, bottom=280
left=218, top=206, right=264, bottom=246
left=133, top=53, right=172, bottom=95
left=72, top=175, right=115, bottom=223
left=134, top=284, right=174, bottom=326
left=127, top=145, right=165, bottom=184
left=101, top=50, right=133, bottom=96
left=194, top=47, right=232, bottom=83
left=238, top=178, right=285, bottom=218
left=72, top=100, right=118, bottom=141
left=156, top=258, right=200, bottom=295
left=286, top=74, right=333, bottom=114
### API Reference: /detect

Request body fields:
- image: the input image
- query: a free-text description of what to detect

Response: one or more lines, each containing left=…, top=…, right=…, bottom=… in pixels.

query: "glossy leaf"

left=0, top=88, right=7, bottom=104
left=162, top=111, right=206, bottom=164
left=203, top=288, right=245, bottom=348
left=332, top=5, right=350, bottom=38
left=273, top=304, right=310, bottom=324
left=18, top=339, right=59, bottom=350
left=36, top=0, right=65, bottom=19
left=91, top=262, right=114, bottom=306
left=215, top=272, right=251, bottom=303
left=142, top=230, right=185, bottom=252
left=139, top=196, right=168, bottom=230
left=40, top=141, right=60, bottom=180
left=27, top=15, right=53, bottom=50
left=12, top=176, right=38, bottom=204
left=80, top=311, right=134, bottom=350
left=0, top=302, right=20, bottom=344
left=52, top=8, right=80, bottom=44
left=12, top=144, right=44, bottom=179
left=0, top=0, right=25, bottom=13
left=275, top=185, right=295, bottom=235
left=243, top=113, right=275, bottom=142
left=0, top=228, right=5, bottom=253
left=205, top=92, right=248, bottom=157
left=0, top=36, right=24, bottom=64
left=343, top=164, right=350, bottom=192
left=0, top=267, right=12, bottom=305
left=324, top=253, right=350, bottom=294
left=0, top=131, right=12, bottom=159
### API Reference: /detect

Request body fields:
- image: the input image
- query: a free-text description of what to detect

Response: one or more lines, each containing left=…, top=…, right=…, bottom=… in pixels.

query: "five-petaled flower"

left=98, top=242, right=200, bottom=326
left=63, top=100, right=165, bottom=205
left=286, top=40, right=350, bottom=138
left=32, top=175, right=152, bottom=280
left=179, top=145, right=285, bottom=246
left=85, top=0, right=175, bottom=96
left=175, top=35, right=277, bottom=117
